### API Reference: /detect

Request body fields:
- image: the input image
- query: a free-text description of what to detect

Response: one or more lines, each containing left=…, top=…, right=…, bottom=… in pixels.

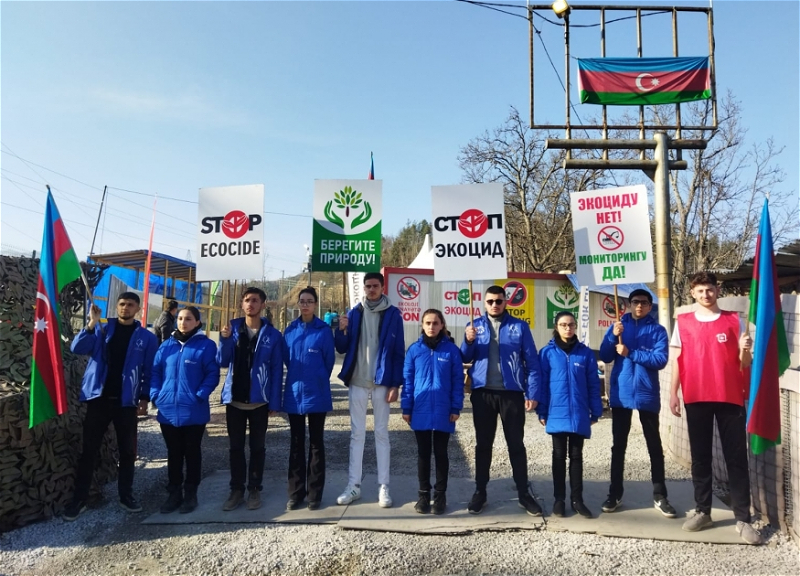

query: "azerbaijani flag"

left=577, top=56, right=710, bottom=106
left=368, top=152, right=375, bottom=180
left=29, top=189, right=82, bottom=428
left=746, top=199, right=791, bottom=454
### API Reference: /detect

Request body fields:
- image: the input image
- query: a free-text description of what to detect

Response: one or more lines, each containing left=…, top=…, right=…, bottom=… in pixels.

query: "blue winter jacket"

left=150, top=333, right=221, bottom=427
left=401, top=335, right=465, bottom=434
left=71, top=320, right=158, bottom=407
left=598, top=313, right=668, bottom=413
left=335, top=303, right=405, bottom=388
left=460, top=312, right=542, bottom=401
left=537, top=339, right=603, bottom=439
left=282, top=317, right=335, bottom=414
left=218, top=317, right=283, bottom=407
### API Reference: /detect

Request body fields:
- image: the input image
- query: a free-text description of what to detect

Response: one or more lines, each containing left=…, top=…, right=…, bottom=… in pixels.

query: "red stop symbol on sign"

left=221, top=211, right=251, bottom=239
left=457, top=209, right=488, bottom=239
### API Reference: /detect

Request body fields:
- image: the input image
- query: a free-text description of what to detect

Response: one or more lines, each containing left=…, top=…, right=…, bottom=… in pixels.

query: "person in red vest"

left=669, top=271, right=762, bottom=545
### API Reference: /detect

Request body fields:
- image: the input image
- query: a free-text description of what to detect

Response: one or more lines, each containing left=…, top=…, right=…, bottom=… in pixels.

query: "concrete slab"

left=337, top=474, right=546, bottom=535
left=142, top=469, right=350, bottom=525
left=532, top=477, right=743, bottom=545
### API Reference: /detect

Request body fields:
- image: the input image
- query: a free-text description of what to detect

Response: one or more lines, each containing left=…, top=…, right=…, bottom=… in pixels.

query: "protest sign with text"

left=431, top=184, right=507, bottom=282
left=571, top=184, right=654, bottom=286
left=196, top=184, right=264, bottom=282
left=313, top=180, right=382, bottom=272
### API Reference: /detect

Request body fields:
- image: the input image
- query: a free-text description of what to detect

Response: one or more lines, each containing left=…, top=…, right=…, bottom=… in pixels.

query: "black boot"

left=414, top=490, right=431, bottom=514
left=572, top=499, right=593, bottom=518
left=160, top=485, right=183, bottom=514
left=179, top=484, right=198, bottom=514
left=431, top=491, right=446, bottom=515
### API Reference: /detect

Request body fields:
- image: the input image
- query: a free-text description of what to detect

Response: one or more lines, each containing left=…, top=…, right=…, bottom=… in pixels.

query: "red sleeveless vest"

left=676, top=310, right=747, bottom=406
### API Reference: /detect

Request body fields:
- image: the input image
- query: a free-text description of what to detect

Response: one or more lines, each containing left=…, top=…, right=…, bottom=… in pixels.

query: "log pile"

left=0, top=255, right=114, bottom=531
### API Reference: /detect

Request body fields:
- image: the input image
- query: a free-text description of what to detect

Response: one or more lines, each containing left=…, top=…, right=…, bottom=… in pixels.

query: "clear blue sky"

left=2, top=0, right=797, bottom=280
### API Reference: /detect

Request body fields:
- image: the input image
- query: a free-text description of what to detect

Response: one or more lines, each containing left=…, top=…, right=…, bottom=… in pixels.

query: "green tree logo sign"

left=324, top=186, right=373, bottom=232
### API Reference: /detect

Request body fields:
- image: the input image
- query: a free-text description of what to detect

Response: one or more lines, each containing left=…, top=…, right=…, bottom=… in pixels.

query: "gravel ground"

left=1, top=363, right=799, bottom=576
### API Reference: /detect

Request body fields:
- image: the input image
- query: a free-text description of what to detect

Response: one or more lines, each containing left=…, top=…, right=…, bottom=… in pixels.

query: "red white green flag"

left=29, top=189, right=82, bottom=428
left=577, top=56, right=711, bottom=106
left=746, top=199, right=791, bottom=454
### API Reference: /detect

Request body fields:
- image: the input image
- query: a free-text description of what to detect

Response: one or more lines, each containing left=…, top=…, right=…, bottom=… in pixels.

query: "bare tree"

left=458, top=107, right=611, bottom=273
left=646, top=93, right=793, bottom=303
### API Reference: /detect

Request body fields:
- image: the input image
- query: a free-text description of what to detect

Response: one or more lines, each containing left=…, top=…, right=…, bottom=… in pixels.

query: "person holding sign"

left=598, top=289, right=675, bottom=518
left=537, top=312, right=603, bottom=518
left=401, top=309, right=464, bottom=515
left=217, top=287, right=284, bottom=512
left=282, top=287, right=335, bottom=511
left=669, top=272, right=762, bottom=545
left=461, top=285, right=543, bottom=516
left=335, top=272, right=405, bottom=508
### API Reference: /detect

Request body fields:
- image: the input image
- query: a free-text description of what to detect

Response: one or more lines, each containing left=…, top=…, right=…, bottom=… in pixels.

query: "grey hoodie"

left=350, top=295, right=391, bottom=388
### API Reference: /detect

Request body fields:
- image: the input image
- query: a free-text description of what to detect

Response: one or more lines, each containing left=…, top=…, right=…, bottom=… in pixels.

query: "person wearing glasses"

left=538, top=311, right=603, bottom=518
left=335, top=272, right=405, bottom=509
left=461, top=285, right=542, bottom=516
left=282, top=287, right=335, bottom=511
left=599, top=289, right=675, bottom=518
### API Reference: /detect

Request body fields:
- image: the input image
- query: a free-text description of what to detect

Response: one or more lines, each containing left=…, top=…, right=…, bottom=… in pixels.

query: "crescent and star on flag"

left=34, top=291, right=51, bottom=333
left=635, top=73, right=660, bottom=92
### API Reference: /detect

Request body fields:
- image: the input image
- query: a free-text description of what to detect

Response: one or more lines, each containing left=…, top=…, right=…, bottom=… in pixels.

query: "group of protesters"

left=60, top=270, right=762, bottom=545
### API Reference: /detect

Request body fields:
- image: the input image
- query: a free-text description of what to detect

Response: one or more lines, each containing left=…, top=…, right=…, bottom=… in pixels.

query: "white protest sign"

left=431, top=184, right=507, bottom=281
left=196, top=184, right=264, bottom=282
left=571, top=184, right=654, bottom=285
left=347, top=272, right=363, bottom=309
left=312, top=180, right=382, bottom=272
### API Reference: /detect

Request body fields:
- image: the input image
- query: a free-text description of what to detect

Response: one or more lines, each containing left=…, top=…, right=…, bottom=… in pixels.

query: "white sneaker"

left=378, top=484, right=393, bottom=508
left=336, top=485, right=361, bottom=506
left=736, top=521, right=763, bottom=545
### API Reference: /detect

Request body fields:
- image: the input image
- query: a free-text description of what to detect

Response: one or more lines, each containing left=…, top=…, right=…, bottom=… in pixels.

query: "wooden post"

left=613, top=284, right=622, bottom=344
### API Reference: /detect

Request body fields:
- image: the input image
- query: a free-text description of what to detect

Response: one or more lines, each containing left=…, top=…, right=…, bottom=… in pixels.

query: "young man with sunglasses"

left=461, top=285, right=543, bottom=516
left=335, top=272, right=405, bottom=508
left=599, top=288, right=675, bottom=517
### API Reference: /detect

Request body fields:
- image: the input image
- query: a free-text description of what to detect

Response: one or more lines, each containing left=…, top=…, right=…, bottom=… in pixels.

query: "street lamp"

left=303, top=244, right=312, bottom=286
left=318, top=280, right=327, bottom=317
left=552, top=0, right=570, bottom=18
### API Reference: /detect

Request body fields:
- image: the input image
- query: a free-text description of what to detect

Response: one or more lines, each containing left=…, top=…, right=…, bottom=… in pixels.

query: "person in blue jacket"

left=598, top=288, right=675, bottom=518
left=402, top=309, right=464, bottom=515
left=63, top=293, right=158, bottom=522
left=461, top=285, right=542, bottom=516
left=283, top=287, right=335, bottom=511
left=537, top=311, right=603, bottom=518
left=150, top=307, right=220, bottom=514
left=217, top=287, right=284, bottom=513
left=334, top=272, right=405, bottom=509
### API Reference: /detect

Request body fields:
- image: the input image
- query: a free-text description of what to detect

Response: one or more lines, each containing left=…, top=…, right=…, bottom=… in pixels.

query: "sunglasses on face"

left=485, top=299, right=505, bottom=305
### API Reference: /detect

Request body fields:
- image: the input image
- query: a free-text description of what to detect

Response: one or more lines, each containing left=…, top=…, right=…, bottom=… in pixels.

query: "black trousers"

left=414, top=430, right=451, bottom=492
left=160, top=423, right=206, bottom=487
left=685, top=401, right=752, bottom=522
left=226, top=405, right=270, bottom=492
left=552, top=433, right=585, bottom=502
left=73, top=397, right=138, bottom=501
left=609, top=407, right=667, bottom=500
left=471, top=388, right=529, bottom=494
left=287, top=412, right=327, bottom=503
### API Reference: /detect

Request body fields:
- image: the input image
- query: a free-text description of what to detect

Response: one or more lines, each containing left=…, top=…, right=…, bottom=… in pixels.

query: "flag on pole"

left=141, top=199, right=157, bottom=324
left=577, top=56, right=711, bottom=106
left=746, top=198, right=791, bottom=454
left=29, top=189, right=83, bottom=428
left=368, top=152, right=375, bottom=180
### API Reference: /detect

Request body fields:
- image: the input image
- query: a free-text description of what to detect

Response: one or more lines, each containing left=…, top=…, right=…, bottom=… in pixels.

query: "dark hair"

left=485, top=285, right=504, bottom=297
left=363, top=272, right=384, bottom=286
left=552, top=311, right=576, bottom=339
left=179, top=306, right=202, bottom=323
left=689, top=271, right=717, bottom=289
left=167, top=300, right=179, bottom=311
left=420, top=308, right=446, bottom=334
left=299, top=286, right=318, bottom=302
left=242, top=287, right=267, bottom=302
left=627, top=289, right=652, bottom=304
left=118, top=292, right=140, bottom=304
